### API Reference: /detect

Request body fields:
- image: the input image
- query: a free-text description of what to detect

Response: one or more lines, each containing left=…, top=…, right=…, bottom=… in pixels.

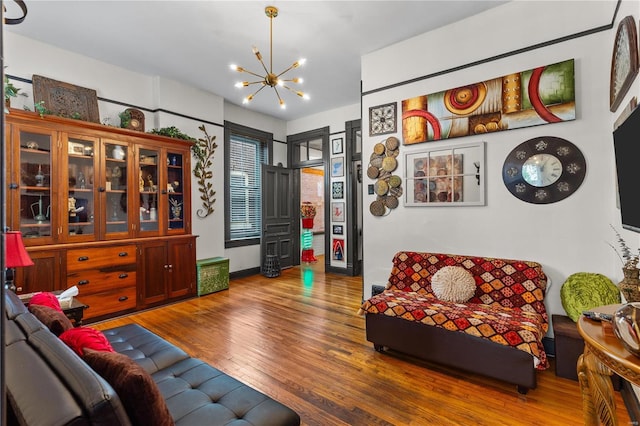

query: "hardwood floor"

left=93, top=259, right=631, bottom=426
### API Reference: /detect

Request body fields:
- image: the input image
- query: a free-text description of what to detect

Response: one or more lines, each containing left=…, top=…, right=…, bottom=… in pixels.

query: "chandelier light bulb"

left=279, top=99, right=286, bottom=109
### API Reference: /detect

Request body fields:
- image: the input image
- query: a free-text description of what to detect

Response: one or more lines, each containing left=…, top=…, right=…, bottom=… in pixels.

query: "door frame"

left=345, top=119, right=362, bottom=276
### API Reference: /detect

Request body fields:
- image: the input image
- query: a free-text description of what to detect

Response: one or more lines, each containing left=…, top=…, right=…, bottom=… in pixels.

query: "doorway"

left=300, top=167, right=325, bottom=264
left=287, top=127, right=328, bottom=270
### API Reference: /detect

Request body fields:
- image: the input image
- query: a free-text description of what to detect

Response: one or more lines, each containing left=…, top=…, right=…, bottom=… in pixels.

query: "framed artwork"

left=331, top=202, right=345, bottom=222
left=332, top=224, right=343, bottom=235
left=401, top=59, right=575, bottom=144
left=332, top=238, right=344, bottom=261
left=332, top=137, right=344, bottom=155
left=610, top=16, right=639, bottom=113
left=331, top=157, right=344, bottom=177
left=67, top=142, right=85, bottom=155
left=32, top=74, right=100, bottom=123
left=369, top=102, right=397, bottom=136
left=332, top=181, right=344, bottom=199
left=404, top=141, right=485, bottom=207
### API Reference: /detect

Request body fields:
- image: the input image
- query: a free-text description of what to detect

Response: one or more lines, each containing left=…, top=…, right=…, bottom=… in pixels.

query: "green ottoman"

left=196, top=257, right=229, bottom=296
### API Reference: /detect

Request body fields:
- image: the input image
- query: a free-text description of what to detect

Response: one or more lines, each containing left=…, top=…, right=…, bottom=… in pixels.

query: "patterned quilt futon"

left=360, top=291, right=548, bottom=369
left=359, top=252, right=549, bottom=370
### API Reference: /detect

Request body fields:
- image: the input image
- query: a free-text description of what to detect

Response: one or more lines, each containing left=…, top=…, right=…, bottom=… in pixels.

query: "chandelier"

left=230, top=6, right=308, bottom=109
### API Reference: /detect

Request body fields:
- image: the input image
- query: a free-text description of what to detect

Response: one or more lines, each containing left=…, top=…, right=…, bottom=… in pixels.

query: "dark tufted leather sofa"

left=4, top=290, right=300, bottom=426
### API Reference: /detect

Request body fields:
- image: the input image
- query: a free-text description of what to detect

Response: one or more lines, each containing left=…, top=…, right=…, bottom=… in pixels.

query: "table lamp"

left=4, top=231, right=34, bottom=292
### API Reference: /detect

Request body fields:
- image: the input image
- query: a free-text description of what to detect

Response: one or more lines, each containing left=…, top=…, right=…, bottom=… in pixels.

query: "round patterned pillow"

left=431, top=266, right=476, bottom=303
left=560, top=272, right=621, bottom=322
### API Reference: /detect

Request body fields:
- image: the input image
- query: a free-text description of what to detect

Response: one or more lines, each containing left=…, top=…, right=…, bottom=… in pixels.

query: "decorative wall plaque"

left=369, top=102, right=397, bottom=136
left=32, top=75, right=100, bottom=123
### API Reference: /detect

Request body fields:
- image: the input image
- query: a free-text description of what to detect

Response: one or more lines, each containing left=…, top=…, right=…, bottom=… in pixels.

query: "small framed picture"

left=332, top=181, right=344, bottom=199
left=68, top=142, right=85, bottom=155
left=332, top=224, right=343, bottom=235
left=332, top=238, right=344, bottom=260
left=332, top=137, right=344, bottom=155
left=331, top=157, right=344, bottom=177
left=331, top=202, right=345, bottom=222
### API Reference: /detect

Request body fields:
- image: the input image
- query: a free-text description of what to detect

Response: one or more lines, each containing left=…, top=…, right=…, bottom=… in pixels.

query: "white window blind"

left=228, top=134, right=266, bottom=240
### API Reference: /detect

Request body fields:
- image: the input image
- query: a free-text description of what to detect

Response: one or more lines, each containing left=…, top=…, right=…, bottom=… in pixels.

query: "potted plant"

left=4, top=70, right=28, bottom=112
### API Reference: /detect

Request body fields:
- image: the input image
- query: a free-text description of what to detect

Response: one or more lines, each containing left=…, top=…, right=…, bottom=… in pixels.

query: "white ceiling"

left=4, top=1, right=509, bottom=121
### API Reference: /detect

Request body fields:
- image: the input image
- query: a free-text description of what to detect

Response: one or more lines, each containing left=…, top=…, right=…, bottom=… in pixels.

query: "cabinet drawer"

left=81, top=286, right=136, bottom=320
left=68, top=268, right=136, bottom=295
left=67, top=245, right=136, bottom=272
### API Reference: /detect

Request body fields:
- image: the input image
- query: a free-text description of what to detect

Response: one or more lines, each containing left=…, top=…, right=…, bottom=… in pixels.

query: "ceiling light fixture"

left=230, top=6, right=308, bottom=110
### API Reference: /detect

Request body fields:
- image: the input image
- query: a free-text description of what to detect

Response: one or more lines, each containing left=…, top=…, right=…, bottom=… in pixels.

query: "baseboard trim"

left=230, top=267, right=261, bottom=280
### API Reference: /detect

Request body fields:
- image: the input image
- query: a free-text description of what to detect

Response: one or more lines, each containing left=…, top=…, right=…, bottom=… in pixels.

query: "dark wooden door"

left=261, top=165, right=295, bottom=271
left=15, top=250, right=63, bottom=294
left=139, top=241, right=168, bottom=306
left=168, top=237, right=196, bottom=298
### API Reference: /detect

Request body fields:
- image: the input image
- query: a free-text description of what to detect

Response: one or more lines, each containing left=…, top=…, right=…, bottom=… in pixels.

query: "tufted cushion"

left=431, top=266, right=476, bottom=303
left=59, top=326, right=115, bottom=356
left=561, top=272, right=621, bottom=322
left=83, top=349, right=174, bottom=426
left=28, top=304, right=73, bottom=336
left=28, top=292, right=62, bottom=312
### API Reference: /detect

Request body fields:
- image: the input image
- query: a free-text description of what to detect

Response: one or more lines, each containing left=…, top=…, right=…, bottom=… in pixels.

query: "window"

left=224, top=121, right=272, bottom=247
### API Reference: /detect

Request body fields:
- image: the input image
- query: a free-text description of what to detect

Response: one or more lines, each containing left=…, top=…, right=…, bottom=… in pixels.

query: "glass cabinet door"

left=104, top=142, right=130, bottom=238
left=138, top=147, right=159, bottom=234
left=167, top=151, right=185, bottom=232
left=66, top=135, right=97, bottom=241
left=17, top=129, right=55, bottom=244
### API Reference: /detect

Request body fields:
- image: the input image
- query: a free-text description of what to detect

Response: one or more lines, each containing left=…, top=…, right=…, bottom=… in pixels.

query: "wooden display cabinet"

left=5, top=109, right=196, bottom=320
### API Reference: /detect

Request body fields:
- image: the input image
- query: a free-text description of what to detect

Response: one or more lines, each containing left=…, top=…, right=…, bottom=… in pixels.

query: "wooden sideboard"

left=577, top=304, right=640, bottom=426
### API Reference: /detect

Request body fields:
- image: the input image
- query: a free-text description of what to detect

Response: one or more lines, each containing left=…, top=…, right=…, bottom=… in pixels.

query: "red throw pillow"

left=28, top=304, right=73, bottom=336
left=59, top=327, right=115, bottom=357
left=83, top=349, right=174, bottom=426
left=29, top=292, right=62, bottom=312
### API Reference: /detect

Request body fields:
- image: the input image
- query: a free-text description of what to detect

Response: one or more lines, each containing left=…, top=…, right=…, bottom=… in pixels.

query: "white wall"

left=361, top=0, right=627, bottom=325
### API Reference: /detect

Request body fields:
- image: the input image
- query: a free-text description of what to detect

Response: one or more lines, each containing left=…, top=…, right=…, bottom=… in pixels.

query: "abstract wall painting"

left=401, top=59, right=575, bottom=145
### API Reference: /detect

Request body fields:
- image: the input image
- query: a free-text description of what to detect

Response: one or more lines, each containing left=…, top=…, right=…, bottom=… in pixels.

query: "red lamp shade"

left=5, top=231, right=34, bottom=268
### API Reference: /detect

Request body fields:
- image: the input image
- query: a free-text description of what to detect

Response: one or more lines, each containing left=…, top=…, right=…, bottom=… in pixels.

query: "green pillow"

left=560, top=272, right=621, bottom=322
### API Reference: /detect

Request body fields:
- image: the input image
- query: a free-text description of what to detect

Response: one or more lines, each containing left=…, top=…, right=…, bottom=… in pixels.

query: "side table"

left=19, top=292, right=88, bottom=326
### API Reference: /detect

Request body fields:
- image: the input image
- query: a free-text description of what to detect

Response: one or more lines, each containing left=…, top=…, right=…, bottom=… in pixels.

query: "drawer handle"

left=118, top=296, right=128, bottom=302
left=118, top=252, right=128, bottom=257
left=78, top=256, right=89, bottom=261
left=118, top=273, right=128, bottom=279
left=78, top=280, right=89, bottom=286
